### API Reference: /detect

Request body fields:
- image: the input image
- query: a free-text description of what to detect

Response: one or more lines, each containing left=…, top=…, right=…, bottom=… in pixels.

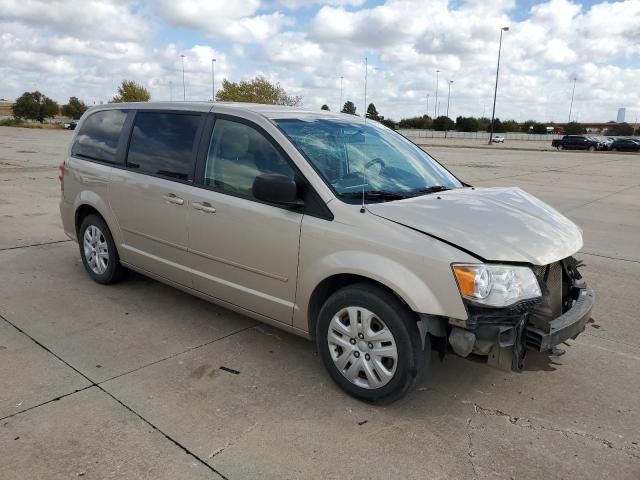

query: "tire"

left=316, top=283, right=428, bottom=404
left=557, top=145, right=563, bottom=150
left=588, top=146, right=595, bottom=152
left=79, top=214, right=124, bottom=284
left=612, top=148, right=617, bottom=152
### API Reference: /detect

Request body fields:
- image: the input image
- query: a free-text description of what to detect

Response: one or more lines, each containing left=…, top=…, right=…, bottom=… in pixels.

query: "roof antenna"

left=363, top=56, right=368, bottom=124
left=361, top=56, right=368, bottom=214
left=360, top=164, right=367, bottom=213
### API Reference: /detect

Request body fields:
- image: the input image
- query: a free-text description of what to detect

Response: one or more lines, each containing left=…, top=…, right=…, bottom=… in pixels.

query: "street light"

left=434, top=69, right=440, bottom=118
left=426, top=94, right=430, bottom=117
left=339, top=76, right=344, bottom=111
left=445, top=80, right=454, bottom=138
left=180, top=55, right=186, bottom=101
left=568, top=76, right=577, bottom=123
left=211, top=58, right=216, bottom=102
left=488, top=26, right=509, bottom=144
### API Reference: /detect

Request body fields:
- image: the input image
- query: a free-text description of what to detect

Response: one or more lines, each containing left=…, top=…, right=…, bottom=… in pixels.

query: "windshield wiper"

left=407, top=185, right=452, bottom=197
left=340, top=190, right=408, bottom=201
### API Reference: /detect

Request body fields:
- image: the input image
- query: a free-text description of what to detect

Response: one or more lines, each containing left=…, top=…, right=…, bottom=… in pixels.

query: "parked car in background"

left=491, top=135, right=505, bottom=143
left=610, top=138, right=640, bottom=152
left=63, top=121, right=77, bottom=130
left=59, top=102, right=594, bottom=403
left=551, top=135, right=603, bottom=151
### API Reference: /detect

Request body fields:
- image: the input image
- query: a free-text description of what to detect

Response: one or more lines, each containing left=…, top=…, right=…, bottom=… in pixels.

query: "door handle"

left=192, top=201, right=216, bottom=214
left=162, top=193, right=184, bottom=205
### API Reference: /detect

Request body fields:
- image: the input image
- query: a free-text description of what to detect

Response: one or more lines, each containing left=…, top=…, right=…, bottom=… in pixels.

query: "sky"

left=1, top=0, right=638, bottom=123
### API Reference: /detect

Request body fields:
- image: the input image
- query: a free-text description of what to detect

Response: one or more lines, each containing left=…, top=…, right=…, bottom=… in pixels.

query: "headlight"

left=452, top=264, right=541, bottom=308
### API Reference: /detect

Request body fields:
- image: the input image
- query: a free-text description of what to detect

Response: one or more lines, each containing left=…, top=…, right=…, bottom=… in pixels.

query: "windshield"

left=274, top=118, right=463, bottom=202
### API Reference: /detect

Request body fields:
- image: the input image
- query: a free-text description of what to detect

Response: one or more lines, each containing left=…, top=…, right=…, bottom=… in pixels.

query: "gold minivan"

left=59, top=102, right=594, bottom=403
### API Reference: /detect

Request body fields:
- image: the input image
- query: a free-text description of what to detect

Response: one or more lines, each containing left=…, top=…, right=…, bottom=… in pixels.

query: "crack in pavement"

left=208, top=422, right=259, bottom=459
left=0, top=239, right=72, bottom=252
left=463, top=401, right=640, bottom=465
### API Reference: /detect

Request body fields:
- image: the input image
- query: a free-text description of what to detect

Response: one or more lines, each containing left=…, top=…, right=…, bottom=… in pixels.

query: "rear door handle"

left=192, top=201, right=216, bottom=214
left=162, top=193, right=184, bottom=205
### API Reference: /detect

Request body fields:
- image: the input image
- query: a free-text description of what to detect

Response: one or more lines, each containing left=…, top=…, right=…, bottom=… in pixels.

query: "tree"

left=433, top=116, right=455, bottom=131
left=487, top=118, right=505, bottom=133
left=215, top=76, right=301, bottom=106
left=608, top=122, right=634, bottom=136
left=366, top=103, right=380, bottom=120
left=341, top=100, right=357, bottom=115
left=502, top=120, right=520, bottom=132
left=380, top=118, right=397, bottom=129
left=321, top=104, right=330, bottom=111
left=111, top=80, right=151, bottom=103
left=61, top=96, right=88, bottom=120
left=12, top=91, right=59, bottom=123
left=398, top=115, right=432, bottom=129
left=565, top=121, right=585, bottom=135
left=532, top=123, right=548, bottom=134
left=455, top=116, right=479, bottom=132
left=520, top=120, right=536, bottom=133
left=476, top=117, right=491, bottom=132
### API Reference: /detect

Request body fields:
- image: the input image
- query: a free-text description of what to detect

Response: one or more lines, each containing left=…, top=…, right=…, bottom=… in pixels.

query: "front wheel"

left=588, top=145, right=595, bottom=152
left=316, top=283, right=428, bottom=404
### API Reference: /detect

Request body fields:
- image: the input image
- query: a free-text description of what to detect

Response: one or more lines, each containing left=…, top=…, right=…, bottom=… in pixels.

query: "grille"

left=529, top=261, right=563, bottom=332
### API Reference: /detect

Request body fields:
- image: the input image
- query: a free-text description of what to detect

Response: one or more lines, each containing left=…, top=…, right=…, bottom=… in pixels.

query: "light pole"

left=169, top=81, right=173, bottom=101
left=434, top=69, right=440, bottom=118
left=426, top=94, right=430, bottom=117
left=488, top=26, right=509, bottom=144
left=180, top=54, right=186, bottom=101
left=568, top=76, right=577, bottom=123
left=211, top=58, right=216, bottom=102
left=339, top=76, right=344, bottom=111
left=445, top=80, right=454, bottom=138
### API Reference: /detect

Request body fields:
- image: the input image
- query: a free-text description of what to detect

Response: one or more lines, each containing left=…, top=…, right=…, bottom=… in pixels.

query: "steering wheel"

left=364, top=157, right=385, bottom=170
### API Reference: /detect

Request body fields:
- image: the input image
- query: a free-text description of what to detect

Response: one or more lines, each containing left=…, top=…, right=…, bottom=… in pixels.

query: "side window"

left=72, top=110, right=127, bottom=164
left=204, top=119, right=295, bottom=198
left=127, top=112, right=201, bottom=181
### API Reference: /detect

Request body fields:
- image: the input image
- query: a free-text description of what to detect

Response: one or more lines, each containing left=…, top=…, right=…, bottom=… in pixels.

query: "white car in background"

left=491, top=135, right=505, bottom=143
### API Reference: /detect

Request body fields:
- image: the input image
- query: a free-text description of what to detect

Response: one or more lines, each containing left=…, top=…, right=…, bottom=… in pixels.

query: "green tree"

left=455, top=116, right=479, bottom=132
left=398, top=115, right=432, bottom=129
left=476, top=117, right=491, bottom=131
left=61, top=96, right=88, bottom=120
left=321, top=104, right=330, bottom=111
left=366, top=103, right=380, bottom=120
left=433, top=116, right=455, bottom=131
left=502, top=120, right=520, bottom=132
left=531, top=123, right=548, bottom=134
left=215, top=76, right=301, bottom=106
left=341, top=100, right=357, bottom=115
left=111, top=80, right=151, bottom=103
left=565, top=122, right=585, bottom=135
left=487, top=118, right=505, bottom=133
left=12, top=91, right=59, bottom=123
left=607, top=122, right=634, bottom=136
left=380, top=118, right=396, bottom=129
left=520, top=120, right=536, bottom=133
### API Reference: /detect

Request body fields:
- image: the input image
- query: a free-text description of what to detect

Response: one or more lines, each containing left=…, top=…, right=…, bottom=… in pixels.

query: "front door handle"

left=162, top=193, right=184, bottom=205
left=192, top=201, right=216, bottom=214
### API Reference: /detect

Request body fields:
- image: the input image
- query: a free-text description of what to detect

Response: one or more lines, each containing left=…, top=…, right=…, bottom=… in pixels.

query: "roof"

left=89, top=101, right=364, bottom=122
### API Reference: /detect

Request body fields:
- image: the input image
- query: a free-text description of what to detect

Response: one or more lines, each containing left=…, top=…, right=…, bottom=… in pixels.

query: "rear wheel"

left=557, top=145, right=563, bottom=150
left=79, top=214, right=124, bottom=284
left=316, top=283, right=428, bottom=404
left=588, top=145, right=595, bottom=152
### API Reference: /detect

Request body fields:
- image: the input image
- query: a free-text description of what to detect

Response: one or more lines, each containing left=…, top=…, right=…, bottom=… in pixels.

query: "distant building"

left=0, top=101, right=14, bottom=118
left=617, top=108, right=626, bottom=123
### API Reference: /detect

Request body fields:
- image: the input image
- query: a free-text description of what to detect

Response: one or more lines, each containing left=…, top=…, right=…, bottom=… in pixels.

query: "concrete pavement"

left=1, top=126, right=639, bottom=479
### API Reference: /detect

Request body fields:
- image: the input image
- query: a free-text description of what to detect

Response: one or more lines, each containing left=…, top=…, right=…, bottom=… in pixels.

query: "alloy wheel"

left=83, top=225, right=109, bottom=275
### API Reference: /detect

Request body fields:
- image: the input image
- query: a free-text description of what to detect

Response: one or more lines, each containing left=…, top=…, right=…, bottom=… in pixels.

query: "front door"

left=187, top=116, right=303, bottom=324
left=109, top=111, right=203, bottom=286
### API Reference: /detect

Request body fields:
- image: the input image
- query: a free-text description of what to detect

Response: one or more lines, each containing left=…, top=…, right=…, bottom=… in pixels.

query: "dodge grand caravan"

left=59, top=102, right=594, bottom=403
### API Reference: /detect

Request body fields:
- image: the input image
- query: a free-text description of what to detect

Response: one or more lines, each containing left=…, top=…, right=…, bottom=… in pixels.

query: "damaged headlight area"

left=452, top=264, right=541, bottom=308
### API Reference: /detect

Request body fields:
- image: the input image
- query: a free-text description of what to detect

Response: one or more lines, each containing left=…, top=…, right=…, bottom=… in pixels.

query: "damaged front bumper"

left=525, top=286, right=594, bottom=352
left=447, top=258, right=594, bottom=371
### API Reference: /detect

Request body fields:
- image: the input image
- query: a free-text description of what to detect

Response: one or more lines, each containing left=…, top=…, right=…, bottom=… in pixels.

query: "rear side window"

left=72, top=110, right=127, bottom=163
left=126, top=112, right=201, bottom=181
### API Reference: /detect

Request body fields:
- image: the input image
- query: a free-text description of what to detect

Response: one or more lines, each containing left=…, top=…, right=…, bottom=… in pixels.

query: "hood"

left=367, top=187, right=582, bottom=266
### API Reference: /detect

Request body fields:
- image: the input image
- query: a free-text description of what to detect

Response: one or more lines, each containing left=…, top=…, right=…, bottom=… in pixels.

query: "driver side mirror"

left=252, top=173, right=303, bottom=207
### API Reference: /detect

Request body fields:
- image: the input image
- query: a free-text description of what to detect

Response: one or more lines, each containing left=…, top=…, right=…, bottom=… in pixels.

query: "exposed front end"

left=448, top=257, right=594, bottom=371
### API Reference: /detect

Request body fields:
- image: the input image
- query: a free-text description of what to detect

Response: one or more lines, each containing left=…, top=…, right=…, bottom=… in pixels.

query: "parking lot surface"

left=1, top=126, right=639, bottom=479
